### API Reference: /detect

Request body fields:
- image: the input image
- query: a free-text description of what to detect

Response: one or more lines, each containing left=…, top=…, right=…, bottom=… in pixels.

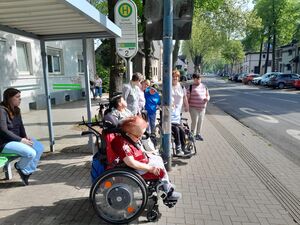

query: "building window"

left=78, top=57, right=84, bottom=74
left=16, top=41, right=32, bottom=75
left=0, top=39, right=6, bottom=51
left=288, top=50, right=292, bottom=55
left=47, top=48, right=63, bottom=74
left=286, top=64, right=291, bottom=70
left=262, top=54, right=265, bottom=58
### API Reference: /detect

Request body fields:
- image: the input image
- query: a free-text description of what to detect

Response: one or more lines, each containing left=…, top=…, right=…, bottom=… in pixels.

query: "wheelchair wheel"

left=90, top=168, right=148, bottom=224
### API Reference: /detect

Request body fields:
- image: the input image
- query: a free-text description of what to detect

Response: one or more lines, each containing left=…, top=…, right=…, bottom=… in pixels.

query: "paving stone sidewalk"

left=0, top=101, right=299, bottom=225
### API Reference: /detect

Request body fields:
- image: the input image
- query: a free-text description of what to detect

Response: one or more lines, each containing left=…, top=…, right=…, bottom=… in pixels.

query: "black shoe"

left=195, top=134, right=204, bottom=141
left=14, top=163, right=29, bottom=185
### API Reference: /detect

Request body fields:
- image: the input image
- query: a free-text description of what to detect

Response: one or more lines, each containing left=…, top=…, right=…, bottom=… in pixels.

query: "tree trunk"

left=108, top=0, right=123, bottom=98
left=143, top=33, right=152, bottom=80
left=172, top=40, right=180, bottom=69
left=264, top=32, right=271, bottom=74
left=193, top=55, right=202, bottom=73
left=142, top=0, right=152, bottom=80
left=258, top=36, right=264, bottom=74
left=272, top=28, right=276, bottom=71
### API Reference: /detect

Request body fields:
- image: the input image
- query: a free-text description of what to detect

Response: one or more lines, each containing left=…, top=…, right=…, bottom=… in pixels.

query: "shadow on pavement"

left=0, top=150, right=92, bottom=189
left=0, top=197, right=109, bottom=225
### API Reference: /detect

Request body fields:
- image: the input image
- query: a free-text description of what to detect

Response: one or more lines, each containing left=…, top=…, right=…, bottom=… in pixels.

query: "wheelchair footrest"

left=163, top=199, right=178, bottom=208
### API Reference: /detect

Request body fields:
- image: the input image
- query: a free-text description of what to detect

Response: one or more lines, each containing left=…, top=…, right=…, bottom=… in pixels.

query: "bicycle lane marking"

left=286, top=129, right=300, bottom=141
left=239, top=107, right=279, bottom=123
left=240, top=107, right=300, bottom=141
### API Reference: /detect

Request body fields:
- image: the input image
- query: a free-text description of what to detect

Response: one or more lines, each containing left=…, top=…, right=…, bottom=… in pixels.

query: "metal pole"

left=162, top=0, right=173, bottom=171
left=40, top=40, right=55, bottom=152
left=82, top=37, right=94, bottom=154
left=125, top=57, right=133, bottom=83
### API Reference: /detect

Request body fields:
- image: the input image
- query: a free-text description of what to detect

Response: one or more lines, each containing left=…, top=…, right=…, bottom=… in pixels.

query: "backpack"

left=91, top=152, right=105, bottom=183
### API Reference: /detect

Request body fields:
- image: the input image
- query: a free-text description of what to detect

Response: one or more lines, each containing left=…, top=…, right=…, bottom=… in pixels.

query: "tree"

left=242, top=11, right=263, bottom=52
left=182, top=0, right=247, bottom=73
left=254, top=0, right=300, bottom=71
left=222, top=40, right=244, bottom=73
left=182, top=13, right=222, bottom=73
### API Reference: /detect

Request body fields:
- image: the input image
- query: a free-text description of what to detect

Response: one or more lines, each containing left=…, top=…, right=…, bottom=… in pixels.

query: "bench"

left=0, top=153, right=20, bottom=180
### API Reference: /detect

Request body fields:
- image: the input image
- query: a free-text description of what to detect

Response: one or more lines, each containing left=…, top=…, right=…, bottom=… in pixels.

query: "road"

left=204, top=76, right=300, bottom=165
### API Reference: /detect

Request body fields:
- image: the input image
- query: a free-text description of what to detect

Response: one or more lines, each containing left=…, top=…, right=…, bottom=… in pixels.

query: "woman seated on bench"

left=111, top=116, right=181, bottom=201
left=0, top=88, right=44, bottom=185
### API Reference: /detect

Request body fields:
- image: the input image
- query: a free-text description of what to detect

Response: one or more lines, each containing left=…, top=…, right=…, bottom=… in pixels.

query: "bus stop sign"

left=115, top=0, right=138, bottom=59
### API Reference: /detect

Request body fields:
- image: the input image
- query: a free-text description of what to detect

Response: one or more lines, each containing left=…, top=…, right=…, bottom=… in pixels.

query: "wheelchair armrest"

left=181, top=118, right=188, bottom=121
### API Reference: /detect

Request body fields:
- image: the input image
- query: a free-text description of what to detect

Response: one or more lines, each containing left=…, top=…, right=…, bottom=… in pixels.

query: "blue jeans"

left=2, top=138, right=44, bottom=175
left=95, top=87, right=102, bottom=97
left=147, top=113, right=156, bottom=134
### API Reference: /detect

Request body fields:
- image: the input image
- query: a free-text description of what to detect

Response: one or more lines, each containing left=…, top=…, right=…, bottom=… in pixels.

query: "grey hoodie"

left=0, top=105, right=26, bottom=152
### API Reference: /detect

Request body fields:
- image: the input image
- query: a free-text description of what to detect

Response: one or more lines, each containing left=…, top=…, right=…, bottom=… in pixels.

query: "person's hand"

left=203, top=98, right=208, bottom=103
left=149, top=166, right=161, bottom=176
left=21, top=138, right=33, bottom=146
left=184, top=106, right=189, bottom=112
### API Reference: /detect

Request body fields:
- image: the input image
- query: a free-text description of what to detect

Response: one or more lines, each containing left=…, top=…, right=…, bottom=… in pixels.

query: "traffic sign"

left=115, top=0, right=138, bottom=59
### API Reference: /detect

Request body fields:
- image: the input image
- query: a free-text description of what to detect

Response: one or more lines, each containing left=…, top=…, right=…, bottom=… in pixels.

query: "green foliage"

left=254, top=0, right=300, bottom=46
left=91, top=0, right=108, bottom=14
left=95, top=40, right=111, bottom=93
left=182, top=0, right=248, bottom=73
left=95, top=61, right=110, bottom=93
left=242, top=10, right=263, bottom=51
left=222, top=40, right=244, bottom=65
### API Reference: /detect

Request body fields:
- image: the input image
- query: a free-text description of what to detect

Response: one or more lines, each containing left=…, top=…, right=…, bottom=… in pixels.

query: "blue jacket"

left=144, top=87, right=161, bottom=115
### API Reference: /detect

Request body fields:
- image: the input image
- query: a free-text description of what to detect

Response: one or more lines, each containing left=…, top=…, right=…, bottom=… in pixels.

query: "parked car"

left=228, top=73, right=239, bottom=81
left=268, top=73, right=300, bottom=89
left=242, top=73, right=260, bottom=85
left=260, top=72, right=282, bottom=86
left=237, top=73, right=247, bottom=82
left=293, top=78, right=300, bottom=89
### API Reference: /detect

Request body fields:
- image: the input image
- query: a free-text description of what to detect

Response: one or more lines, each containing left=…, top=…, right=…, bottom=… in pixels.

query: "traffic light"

left=144, top=0, right=194, bottom=41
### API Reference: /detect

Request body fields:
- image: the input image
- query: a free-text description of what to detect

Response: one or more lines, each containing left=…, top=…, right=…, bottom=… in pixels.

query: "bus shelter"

left=0, top=0, right=121, bottom=152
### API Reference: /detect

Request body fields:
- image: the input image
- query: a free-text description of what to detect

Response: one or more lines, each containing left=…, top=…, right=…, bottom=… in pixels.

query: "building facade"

left=242, top=52, right=272, bottom=74
left=276, top=43, right=299, bottom=74
left=0, top=31, right=95, bottom=112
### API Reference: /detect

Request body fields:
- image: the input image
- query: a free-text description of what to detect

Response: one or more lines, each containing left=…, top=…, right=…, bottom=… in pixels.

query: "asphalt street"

left=203, top=76, right=300, bottom=166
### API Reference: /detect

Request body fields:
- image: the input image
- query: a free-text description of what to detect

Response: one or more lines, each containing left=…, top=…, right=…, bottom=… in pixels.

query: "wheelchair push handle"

left=79, top=116, right=103, bottom=138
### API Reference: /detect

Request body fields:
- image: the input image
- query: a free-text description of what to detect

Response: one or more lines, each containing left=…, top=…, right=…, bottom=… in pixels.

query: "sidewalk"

left=1, top=101, right=300, bottom=225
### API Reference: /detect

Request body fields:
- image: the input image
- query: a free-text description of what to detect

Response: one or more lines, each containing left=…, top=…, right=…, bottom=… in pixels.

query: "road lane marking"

left=240, top=107, right=279, bottom=124
left=286, top=129, right=300, bottom=141
left=268, top=97, right=298, bottom=104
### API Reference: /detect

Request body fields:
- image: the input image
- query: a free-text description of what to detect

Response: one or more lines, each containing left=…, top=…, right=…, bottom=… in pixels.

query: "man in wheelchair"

left=111, top=116, right=181, bottom=202
left=88, top=115, right=181, bottom=224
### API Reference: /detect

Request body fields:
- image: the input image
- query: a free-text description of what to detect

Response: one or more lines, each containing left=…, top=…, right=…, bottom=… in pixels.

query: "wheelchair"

left=154, top=114, right=197, bottom=157
left=80, top=117, right=178, bottom=224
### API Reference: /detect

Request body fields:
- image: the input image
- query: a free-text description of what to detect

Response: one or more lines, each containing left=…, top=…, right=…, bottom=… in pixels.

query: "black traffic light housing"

left=144, top=0, right=194, bottom=41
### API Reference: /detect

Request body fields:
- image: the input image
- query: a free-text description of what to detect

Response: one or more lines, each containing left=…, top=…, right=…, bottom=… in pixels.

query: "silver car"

left=256, top=72, right=282, bottom=86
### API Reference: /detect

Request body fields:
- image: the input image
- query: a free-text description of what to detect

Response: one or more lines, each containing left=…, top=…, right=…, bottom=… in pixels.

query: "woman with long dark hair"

left=0, top=88, right=44, bottom=185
